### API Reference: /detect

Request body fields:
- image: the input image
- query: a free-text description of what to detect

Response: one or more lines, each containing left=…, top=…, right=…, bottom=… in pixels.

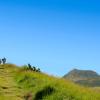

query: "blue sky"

left=0, top=0, right=100, bottom=76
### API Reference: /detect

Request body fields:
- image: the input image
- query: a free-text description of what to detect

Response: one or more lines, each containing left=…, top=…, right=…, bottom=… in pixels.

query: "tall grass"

left=14, top=66, right=100, bottom=100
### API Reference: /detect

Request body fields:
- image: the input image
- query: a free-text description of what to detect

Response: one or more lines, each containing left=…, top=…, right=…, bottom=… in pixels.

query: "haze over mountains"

left=63, top=69, right=100, bottom=87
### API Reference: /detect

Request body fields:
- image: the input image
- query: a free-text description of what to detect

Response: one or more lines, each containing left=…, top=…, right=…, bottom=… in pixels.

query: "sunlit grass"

left=0, top=64, right=100, bottom=100
left=15, top=66, right=100, bottom=100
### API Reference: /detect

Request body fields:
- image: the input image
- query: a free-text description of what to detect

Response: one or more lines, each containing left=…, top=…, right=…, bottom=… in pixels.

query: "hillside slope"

left=0, top=64, right=24, bottom=100
left=0, top=64, right=100, bottom=100
left=63, top=69, right=100, bottom=87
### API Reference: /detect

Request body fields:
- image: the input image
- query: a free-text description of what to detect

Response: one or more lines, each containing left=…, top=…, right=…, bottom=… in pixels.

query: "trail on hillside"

left=0, top=65, right=24, bottom=100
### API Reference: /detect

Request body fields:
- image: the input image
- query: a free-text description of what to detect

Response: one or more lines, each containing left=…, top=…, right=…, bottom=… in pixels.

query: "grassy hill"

left=0, top=64, right=100, bottom=100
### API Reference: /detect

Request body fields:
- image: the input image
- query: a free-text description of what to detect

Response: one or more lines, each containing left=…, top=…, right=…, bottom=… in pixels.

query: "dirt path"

left=0, top=66, right=24, bottom=100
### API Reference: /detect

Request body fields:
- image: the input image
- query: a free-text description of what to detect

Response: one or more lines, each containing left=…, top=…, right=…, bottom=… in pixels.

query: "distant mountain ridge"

left=63, top=69, right=100, bottom=87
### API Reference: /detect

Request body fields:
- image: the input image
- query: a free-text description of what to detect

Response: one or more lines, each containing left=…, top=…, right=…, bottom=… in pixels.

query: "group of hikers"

left=0, top=57, right=40, bottom=72
left=27, top=64, right=41, bottom=72
left=0, top=58, right=6, bottom=64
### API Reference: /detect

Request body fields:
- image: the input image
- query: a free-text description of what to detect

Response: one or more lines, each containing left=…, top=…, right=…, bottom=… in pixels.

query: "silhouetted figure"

left=0, top=59, right=2, bottom=64
left=28, top=64, right=32, bottom=70
left=37, top=68, right=41, bottom=72
left=2, top=58, right=6, bottom=64
left=33, top=66, right=36, bottom=71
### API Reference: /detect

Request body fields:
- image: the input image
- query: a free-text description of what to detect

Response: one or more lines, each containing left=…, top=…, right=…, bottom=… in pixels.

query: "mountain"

left=63, top=69, right=100, bottom=87
left=0, top=64, right=100, bottom=100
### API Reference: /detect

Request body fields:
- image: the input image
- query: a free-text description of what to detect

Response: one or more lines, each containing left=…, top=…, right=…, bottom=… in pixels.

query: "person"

left=2, top=58, right=6, bottom=64
left=33, top=66, right=36, bottom=71
left=37, top=68, right=40, bottom=72
left=28, top=64, right=32, bottom=70
left=0, top=59, right=2, bottom=64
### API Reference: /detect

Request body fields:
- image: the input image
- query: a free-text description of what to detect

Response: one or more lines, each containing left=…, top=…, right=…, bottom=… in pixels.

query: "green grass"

left=0, top=64, right=100, bottom=100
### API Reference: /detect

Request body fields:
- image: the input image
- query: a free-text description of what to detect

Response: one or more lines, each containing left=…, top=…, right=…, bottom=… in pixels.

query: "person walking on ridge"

left=2, top=58, right=6, bottom=64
